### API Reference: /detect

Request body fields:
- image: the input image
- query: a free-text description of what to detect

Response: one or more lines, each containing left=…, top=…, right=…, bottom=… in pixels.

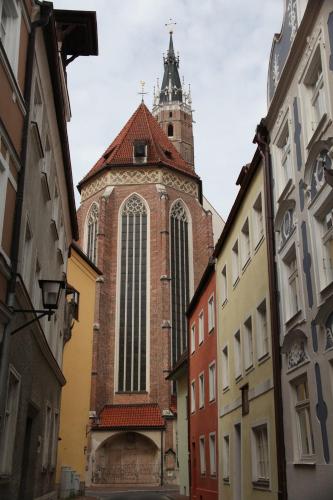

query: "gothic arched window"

left=170, top=200, right=190, bottom=365
left=86, top=203, right=99, bottom=265
left=118, top=194, right=148, bottom=392
left=168, top=123, right=174, bottom=137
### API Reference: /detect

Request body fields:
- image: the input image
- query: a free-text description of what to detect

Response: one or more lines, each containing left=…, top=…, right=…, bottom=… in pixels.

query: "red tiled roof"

left=95, top=403, right=165, bottom=429
left=78, top=102, right=198, bottom=189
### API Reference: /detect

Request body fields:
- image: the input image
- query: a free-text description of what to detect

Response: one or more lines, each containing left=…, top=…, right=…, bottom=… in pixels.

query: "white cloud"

left=54, top=0, right=283, bottom=218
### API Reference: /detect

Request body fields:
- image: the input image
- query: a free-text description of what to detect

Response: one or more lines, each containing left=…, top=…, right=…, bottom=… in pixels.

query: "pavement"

left=76, top=486, right=189, bottom=500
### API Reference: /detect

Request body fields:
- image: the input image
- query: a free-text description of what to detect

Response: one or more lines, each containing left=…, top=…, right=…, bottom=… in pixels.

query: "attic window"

left=169, top=111, right=172, bottom=118
left=133, top=140, right=147, bottom=164
left=168, top=124, right=174, bottom=137
left=165, top=149, right=172, bottom=159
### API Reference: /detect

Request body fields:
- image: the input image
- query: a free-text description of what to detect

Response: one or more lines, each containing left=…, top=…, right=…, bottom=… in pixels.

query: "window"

left=303, top=46, right=327, bottom=139
left=209, top=362, right=216, bottom=402
left=232, top=240, right=239, bottom=285
left=170, top=201, right=190, bottom=364
left=42, top=404, right=52, bottom=470
left=31, top=80, right=43, bottom=134
left=252, top=424, right=270, bottom=487
left=86, top=203, right=99, bottom=265
left=221, top=265, right=227, bottom=304
left=283, top=246, right=300, bottom=320
left=0, top=0, right=21, bottom=74
left=241, top=218, right=251, bottom=268
left=234, top=330, right=242, bottom=379
left=241, top=384, right=249, bottom=415
left=277, top=123, right=292, bottom=190
left=118, top=195, right=148, bottom=392
left=293, top=377, right=315, bottom=460
left=191, top=380, right=195, bottom=413
left=243, top=316, right=253, bottom=370
left=222, top=345, right=229, bottom=390
left=209, top=433, right=216, bottom=476
left=168, top=123, right=174, bottom=137
left=208, top=295, right=215, bottom=332
left=198, top=311, right=204, bottom=344
left=199, top=372, right=205, bottom=408
left=223, top=435, right=230, bottom=482
left=314, top=207, right=333, bottom=290
left=257, top=299, right=269, bottom=359
left=50, top=410, right=59, bottom=469
left=199, top=436, right=206, bottom=475
left=133, top=140, right=147, bottom=163
left=190, top=323, right=195, bottom=354
left=23, top=219, right=33, bottom=290
left=0, top=366, right=20, bottom=475
left=253, top=193, right=264, bottom=247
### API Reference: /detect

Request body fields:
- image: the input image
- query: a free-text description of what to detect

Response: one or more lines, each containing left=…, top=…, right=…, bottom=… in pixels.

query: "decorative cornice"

left=80, top=167, right=199, bottom=202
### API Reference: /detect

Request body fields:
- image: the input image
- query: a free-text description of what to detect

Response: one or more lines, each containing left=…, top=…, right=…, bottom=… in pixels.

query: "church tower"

left=152, top=28, right=194, bottom=166
left=77, top=33, right=213, bottom=489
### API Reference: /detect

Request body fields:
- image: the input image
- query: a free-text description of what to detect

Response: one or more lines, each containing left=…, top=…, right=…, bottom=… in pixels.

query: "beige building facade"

left=215, top=153, right=278, bottom=500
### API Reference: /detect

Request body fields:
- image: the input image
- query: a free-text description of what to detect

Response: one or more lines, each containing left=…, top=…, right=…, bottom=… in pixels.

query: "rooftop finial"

left=165, top=18, right=177, bottom=34
left=138, top=80, right=148, bottom=103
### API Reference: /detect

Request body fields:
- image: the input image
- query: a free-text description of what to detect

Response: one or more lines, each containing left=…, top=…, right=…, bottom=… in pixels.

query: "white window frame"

left=222, top=344, right=229, bottom=390
left=253, top=192, right=264, bottom=248
left=208, top=293, right=215, bottom=332
left=234, top=330, right=242, bottom=380
left=292, top=376, right=315, bottom=462
left=223, top=434, right=230, bottom=482
left=191, top=380, right=196, bottom=413
left=198, top=310, right=204, bottom=345
left=199, top=435, right=206, bottom=475
left=209, top=432, right=217, bottom=476
left=209, top=361, right=216, bottom=402
left=190, top=323, right=196, bottom=354
left=199, top=371, right=205, bottom=409
left=50, top=409, right=59, bottom=469
left=241, top=218, right=251, bottom=269
left=0, top=0, right=21, bottom=75
left=243, top=316, right=254, bottom=370
left=283, top=244, right=301, bottom=322
left=256, top=298, right=269, bottom=360
left=221, top=264, right=228, bottom=305
left=251, top=423, right=270, bottom=487
left=0, top=365, right=21, bottom=475
left=42, top=403, right=52, bottom=470
left=0, top=131, right=18, bottom=259
left=232, top=239, right=240, bottom=286
left=311, top=201, right=333, bottom=293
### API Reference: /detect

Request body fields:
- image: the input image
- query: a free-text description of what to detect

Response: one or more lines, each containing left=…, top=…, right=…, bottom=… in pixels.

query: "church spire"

left=152, top=25, right=195, bottom=167
left=159, top=30, right=182, bottom=104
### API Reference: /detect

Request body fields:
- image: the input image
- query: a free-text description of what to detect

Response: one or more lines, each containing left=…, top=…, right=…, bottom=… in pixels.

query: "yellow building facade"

left=56, top=243, right=101, bottom=490
left=215, top=152, right=278, bottom=499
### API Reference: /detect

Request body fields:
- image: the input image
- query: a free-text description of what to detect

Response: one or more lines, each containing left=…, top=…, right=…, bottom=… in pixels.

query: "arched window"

left=118, top=195, right=148, bottom=392
left=168, top=123, right=174, bottom=137
left=86, top=203, right=99, bottom=264
left=170, top=200, right=190, bottom=365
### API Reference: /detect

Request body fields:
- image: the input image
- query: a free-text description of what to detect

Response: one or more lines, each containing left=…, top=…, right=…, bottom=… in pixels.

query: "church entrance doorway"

left=94, top=431, right=160, bottom=486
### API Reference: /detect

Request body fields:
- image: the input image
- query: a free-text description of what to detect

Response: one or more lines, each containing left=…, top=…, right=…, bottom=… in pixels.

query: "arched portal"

left=93, top=431, right=160, bottom=485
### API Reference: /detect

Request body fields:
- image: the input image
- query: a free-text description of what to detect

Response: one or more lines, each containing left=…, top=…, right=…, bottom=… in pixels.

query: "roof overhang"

left=54, top=10, right=98, bottom=57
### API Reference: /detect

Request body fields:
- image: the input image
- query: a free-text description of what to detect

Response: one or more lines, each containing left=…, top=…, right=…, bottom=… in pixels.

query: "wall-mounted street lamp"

left=10, top=279, right=66, bottom=335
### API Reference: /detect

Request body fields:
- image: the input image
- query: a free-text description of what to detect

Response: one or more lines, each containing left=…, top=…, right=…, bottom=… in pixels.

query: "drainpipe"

left=0, top=0, right=52, bottom=431
left=160, top=429, right=164, bottom=486
left=254, top=121, right=288, bottom=500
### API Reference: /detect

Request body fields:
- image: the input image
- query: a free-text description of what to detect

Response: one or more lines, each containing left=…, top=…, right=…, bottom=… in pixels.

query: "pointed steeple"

left=159, top=32, right=183, bottom=104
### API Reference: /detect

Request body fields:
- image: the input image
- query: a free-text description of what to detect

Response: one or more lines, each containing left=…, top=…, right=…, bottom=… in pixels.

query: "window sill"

left=254, top=235, right=265, bottom=254
left=277, top=178, right=294, bottom=205
left=245, top=364, right=255, bottom=375
left=235, top=374, right=243, bottom=384
left=286, top=358, right=310, bottom=375
left=223, top=478, right=230, bottom=485
left=285, top=308, right=303, bottom=328
left=221, top=298, right=228, bottom=309
left=306, top=113, right=330, bottom=151
left=199, top=405, right=205, bottom=410
left=0, top=474, right=11, bottom=484
left=199, top=340, right=204, bottom=346
left=257, top=352, right=270, bottom=366
left=209, top=397, right=216, bottom=404
left=293, top=460, right=316, bottom=467
left=208, top=326, right=215, bottom=334
left=222, top=386, right=230, bottom=394
left=252, top=480, right=270, bottom=490
left=242, top=257, right=251, bottom=273
left=233, top=277, right=240, bottom=289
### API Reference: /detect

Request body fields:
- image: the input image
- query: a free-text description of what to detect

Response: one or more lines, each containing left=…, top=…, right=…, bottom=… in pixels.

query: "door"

left=233, top=423, right=242, bottom=500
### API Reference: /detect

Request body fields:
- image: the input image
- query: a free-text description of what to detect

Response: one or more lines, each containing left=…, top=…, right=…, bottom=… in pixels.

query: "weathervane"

left=165, top=18, right=177, bottom=34
left=138, top=80, right=148, bottom=102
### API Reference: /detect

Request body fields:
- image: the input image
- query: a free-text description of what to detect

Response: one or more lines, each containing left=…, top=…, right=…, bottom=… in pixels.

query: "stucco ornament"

left=272, top=53, right=280, bottom=90
left=288, top=0, right=298, bottom=43
left=310, top=150, right=331, bottom=201
left=280, top=209, right=295, bottom=248
left=325, top=312, right=333, bottom=350
left=287, top=339, right=308, bottom=369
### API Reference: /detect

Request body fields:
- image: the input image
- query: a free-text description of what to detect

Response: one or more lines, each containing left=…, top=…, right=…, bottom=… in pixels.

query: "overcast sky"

left=55, top=0, right=284, bottom=220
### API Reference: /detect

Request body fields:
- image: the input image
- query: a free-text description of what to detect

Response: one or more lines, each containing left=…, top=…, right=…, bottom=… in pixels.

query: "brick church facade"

left=77, top=33, right=214, bottom=486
